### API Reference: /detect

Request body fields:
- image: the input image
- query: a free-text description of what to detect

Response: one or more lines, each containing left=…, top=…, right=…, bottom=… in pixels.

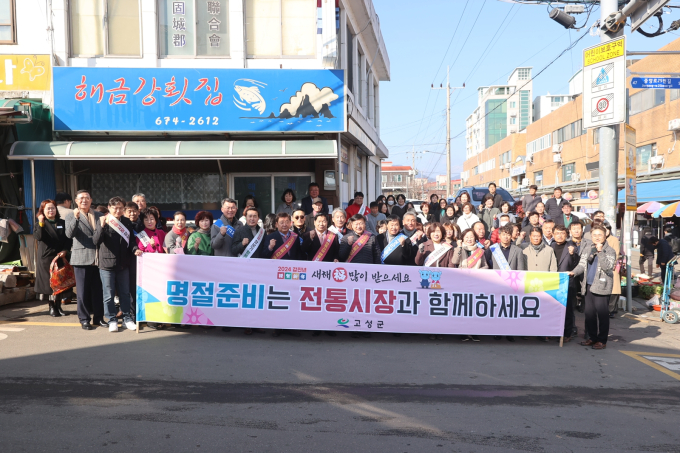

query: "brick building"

left=381, top=161, right=413, bottom=197
left=462, top=36, right=680, bottom=206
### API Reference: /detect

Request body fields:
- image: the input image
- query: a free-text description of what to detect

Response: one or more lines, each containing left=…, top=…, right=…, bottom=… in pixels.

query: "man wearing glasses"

left=291, top=208, right=308, bottom=236
left=65, top=190, right=105, bottom=331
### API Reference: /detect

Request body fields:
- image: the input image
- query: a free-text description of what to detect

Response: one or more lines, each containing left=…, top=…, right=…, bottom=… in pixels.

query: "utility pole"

left=432, top=66, right=464, bottom=199
left=599, top=0, right=622, bottom=236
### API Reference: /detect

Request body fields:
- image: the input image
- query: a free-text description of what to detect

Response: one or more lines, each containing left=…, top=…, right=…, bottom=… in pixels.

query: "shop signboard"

left=53, top=68, right=345, bottom=133
left=0, top=55, right=51, bottom=91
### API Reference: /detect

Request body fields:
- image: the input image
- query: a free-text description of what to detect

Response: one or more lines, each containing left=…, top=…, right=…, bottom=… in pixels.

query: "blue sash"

left=381, top=233, right=406, bottom=264
left=214, top=219, right=235, bottom=238
left=490, top=243, right=511, bottom=271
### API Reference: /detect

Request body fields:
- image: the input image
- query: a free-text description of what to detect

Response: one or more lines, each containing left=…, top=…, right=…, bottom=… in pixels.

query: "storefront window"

left=246, top=0, right=316, bottom=57
left=0, top=0, right=16, bottom=44
left=71, top=0, right=141, bottom=57
left=636, top=143, right=657, bottom=173
left=159, top=0, right=230, bottom=57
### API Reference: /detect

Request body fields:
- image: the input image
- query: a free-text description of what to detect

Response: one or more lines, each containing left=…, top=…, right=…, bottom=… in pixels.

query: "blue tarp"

left=618, top=179, right=680, bottom=203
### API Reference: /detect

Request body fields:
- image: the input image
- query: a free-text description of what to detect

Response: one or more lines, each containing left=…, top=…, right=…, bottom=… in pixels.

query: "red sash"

left=465, top=247, right=485, bottom=268
left=347, top=233, right=371, bottom=263
left=312, top=232, right=336, bottom=261
left=271, top=232, right=298, bottom=259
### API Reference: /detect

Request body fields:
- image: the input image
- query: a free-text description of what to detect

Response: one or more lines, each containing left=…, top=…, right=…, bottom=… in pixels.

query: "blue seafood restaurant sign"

left=53, top=68, right=345, bottom=133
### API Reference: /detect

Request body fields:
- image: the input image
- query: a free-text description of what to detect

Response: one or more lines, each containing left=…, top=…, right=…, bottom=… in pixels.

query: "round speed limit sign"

left=596, top=97, right=609, bottom=112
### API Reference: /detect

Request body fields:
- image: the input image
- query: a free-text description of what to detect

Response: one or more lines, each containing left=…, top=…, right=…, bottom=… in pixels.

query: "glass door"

left=233, top=176, right=272, bottom=217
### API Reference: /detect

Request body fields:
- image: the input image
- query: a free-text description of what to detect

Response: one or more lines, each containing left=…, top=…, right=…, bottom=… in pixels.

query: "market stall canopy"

left=637, top=201, right=665, bottom=214
left=618, top=179, right=680, bottom=203
left=7, top=140, right=337, bottom=160
left=655, top=201, right=680, bottom=218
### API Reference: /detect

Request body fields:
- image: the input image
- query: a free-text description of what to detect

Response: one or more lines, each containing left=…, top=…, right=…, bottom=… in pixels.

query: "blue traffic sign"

left=630, top=77, right=680, bottom=89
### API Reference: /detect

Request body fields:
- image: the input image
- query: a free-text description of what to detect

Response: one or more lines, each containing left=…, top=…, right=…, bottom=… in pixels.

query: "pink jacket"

left=135, top=228, right=166, bottom=253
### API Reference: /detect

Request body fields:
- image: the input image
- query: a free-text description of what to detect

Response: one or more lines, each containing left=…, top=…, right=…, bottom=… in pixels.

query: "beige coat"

left=523, top=244, right=558, bottom=272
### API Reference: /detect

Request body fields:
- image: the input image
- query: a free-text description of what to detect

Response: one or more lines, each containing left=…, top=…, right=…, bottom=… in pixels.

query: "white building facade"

left=532, top=93, right=570, bottom=121
left=0, top=0, right=390, bottom=217
left=465, top=67, right=533, bottom=160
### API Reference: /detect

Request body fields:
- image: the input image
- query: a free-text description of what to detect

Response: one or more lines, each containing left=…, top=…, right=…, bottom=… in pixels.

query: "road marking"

left=621, top=351, right=680, bottom=381
left=0, top=320, right=81, bottom=327
left=0, top=333, right=6, bottom=341
left=0, top=327, right=24, bottom=332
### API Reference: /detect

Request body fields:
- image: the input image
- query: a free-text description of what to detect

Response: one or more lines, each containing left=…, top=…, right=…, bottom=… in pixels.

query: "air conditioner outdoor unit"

left=553, top=154, right=562, bottom=163
left=650, top=155, right=665, bottom=168
left=552, top=145, right=562, bottom=153
left=571, top=173, right=581, bottom=182
left=521, top=178, right=530, bottom=186
left=669, top=119, right=680, bottom=131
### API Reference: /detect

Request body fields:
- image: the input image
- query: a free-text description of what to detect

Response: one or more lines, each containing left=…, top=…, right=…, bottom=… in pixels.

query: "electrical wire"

left=450, top=27, right=591, bottom=141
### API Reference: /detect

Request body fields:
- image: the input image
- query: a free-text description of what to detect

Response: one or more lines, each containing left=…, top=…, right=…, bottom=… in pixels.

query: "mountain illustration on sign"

left=240, top=82, right=338, bottom=119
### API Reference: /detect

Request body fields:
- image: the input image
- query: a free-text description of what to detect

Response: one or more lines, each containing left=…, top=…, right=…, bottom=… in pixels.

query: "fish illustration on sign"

left=233, top=79, right=267, bottom=114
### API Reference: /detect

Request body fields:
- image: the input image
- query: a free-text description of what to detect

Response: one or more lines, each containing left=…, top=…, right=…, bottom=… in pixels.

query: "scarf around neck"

left=172, top=225, right=186, bottom=236
left=530, top=242, right=545, bottom=252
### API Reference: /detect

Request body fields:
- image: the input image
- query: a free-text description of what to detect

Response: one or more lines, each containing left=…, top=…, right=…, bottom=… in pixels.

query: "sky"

left=372, top=0, right=680, bottom=180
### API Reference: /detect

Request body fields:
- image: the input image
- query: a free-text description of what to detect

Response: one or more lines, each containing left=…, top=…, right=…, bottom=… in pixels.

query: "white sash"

left=359, top=203, right=366, bottom=216
left=241, top=227, right=265, bottom=259
left=107, top=216, right=130, bottom=245
left=490, top=243, right=512, bottom=271
left=424, top=242, right=452, bottom=267
left=329, top=225, right=344, bottom=242
left=135, top=230, right=151, bottom=248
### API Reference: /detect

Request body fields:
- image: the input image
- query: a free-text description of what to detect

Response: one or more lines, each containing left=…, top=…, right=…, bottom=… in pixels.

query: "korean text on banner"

left=625, top=124, right=637, bottom=211
left=136, top=255, right=569, bottom=336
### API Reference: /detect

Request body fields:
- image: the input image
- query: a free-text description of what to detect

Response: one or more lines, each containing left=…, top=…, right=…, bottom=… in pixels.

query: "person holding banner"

left=93, top=196, right=141, bottom=333
left=135, top=209, right=167, bottom=254
left=551, top=225, right=580, bottom=342
left=486, top=224, right=525, bottom=342
left=164, top=211, right=189, bottom=254
left=301, top=213, right=339, bottom=262
left=523, top=226, right=558, bottom=342
left=345, top=192, right=371, bottom=219
left=231, top=207, right=267, bottom=259
left=262, top=213, right=302, bottom=260
left=187, top=211, right=214, bottom=256
left=339, top=214, right=381, bottom=264
left=210, top=198, right=241, bottom=257
left=377, top=215, right=412, bottom=265
left=415, top=222, right=455, bottom=268
left=570, top=225, right=616, bottom=350
left=65, top=190, right=106, bottom=331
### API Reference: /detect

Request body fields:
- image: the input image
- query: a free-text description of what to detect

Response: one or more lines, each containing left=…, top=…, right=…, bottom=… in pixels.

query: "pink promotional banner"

left=136, top=254, right=569, bottom=336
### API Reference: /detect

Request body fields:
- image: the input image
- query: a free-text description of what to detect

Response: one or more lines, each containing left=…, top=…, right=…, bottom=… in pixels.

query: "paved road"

left=1, top=299, right=680, bottom=452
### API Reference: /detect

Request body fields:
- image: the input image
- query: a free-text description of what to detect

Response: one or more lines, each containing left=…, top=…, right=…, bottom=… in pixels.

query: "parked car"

left=448, top=186, right=516, bottom=210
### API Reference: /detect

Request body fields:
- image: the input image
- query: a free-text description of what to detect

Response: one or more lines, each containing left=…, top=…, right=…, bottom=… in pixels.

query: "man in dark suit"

left=552, top=225, right=580, bottom=342
left=301, top=213, right=339, bottom=262
left=487, top=224, right=525, bottom=342
left=64, top=189, right=105, bottom=331
left=376, top=215, right=412, bottom=265
left=231, top=208, right=267, bottom=258
left=555, top=201, right=575, bottom=227
left=300, top=182, right=329, bottom=215
left=544, top=187, right=566, bottom=221
left=262, top=213, right=303, bottom=260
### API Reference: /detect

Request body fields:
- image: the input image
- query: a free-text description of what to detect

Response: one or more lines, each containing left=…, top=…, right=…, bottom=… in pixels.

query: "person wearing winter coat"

left=570, top=225, right=617, bottom=350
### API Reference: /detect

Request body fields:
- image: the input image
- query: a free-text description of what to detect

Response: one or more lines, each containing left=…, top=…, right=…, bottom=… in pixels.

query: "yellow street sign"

left=0, top=55, right=51, bottom=91
left=584, top=37, right=625, bottom=67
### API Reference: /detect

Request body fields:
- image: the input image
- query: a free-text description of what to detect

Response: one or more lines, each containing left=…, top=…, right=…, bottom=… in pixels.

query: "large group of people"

left=33, top=182, right=620, bottom=349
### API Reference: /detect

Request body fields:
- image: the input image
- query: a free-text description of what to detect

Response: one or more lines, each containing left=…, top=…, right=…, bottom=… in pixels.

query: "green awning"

left=7, top=140, right=337, bottom=160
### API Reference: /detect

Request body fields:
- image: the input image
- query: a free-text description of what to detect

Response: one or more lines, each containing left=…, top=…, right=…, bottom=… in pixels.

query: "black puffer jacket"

left=339, top=231, right=381, bottom=264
